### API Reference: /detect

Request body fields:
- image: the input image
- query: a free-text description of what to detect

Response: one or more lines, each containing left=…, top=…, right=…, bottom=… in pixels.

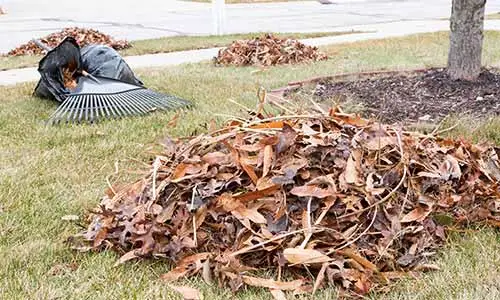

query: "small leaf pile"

left=73, top=108, right=500, bottom=298
left=214, top=34, right=327, bottom=66
left=7, top=27, right=130, bottom=56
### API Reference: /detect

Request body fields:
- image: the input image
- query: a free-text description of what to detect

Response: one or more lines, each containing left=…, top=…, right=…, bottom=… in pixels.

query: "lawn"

left=486, top=12, right=500, bottom=20
left=0, top=31, right=357, bottom=71
left=1, top=31, right=500, bottom=299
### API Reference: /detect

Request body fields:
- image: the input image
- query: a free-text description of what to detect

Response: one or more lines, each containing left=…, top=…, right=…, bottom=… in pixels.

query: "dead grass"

left=1, top=31, right=500, bottom=299
left=486, top=12, right=500, bottom=20
left=0, top=31, right=357, bottom=71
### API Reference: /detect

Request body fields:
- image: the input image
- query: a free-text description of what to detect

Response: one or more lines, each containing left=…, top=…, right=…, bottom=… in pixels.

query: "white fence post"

left=212, top=0, right=226, bottom=35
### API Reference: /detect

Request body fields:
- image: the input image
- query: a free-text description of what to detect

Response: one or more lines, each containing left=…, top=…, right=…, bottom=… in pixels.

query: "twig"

left=336, top=128, right=406, bottom=223
left=191, top=185, right=198, bottom=246
left=105, top=160, right=120, bottom=195
left=328, top=205, right=378, bottom=254
left=434, top=122, right=460, bottom=136
left=266, top=94, right=296, bottom=114
left=308, top=97, right=327, bottom=115
left=337, top=165, right=407, bottom=220
left=299, top=197, right=313, bottom=249
left=228, top=98, right=253, bottom=112
left=229, top=227, right=323, bottom=257
left=236, top=127, right=281, bottom=134
left=213, top=113, right=247, bottom=122
left=243, top=114, right=331, bottom=127
left=151, top=157, right=161, bottom=200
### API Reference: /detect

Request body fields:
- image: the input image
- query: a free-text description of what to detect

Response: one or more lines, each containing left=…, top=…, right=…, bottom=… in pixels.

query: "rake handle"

left=32, top=39, right=52, bottom=52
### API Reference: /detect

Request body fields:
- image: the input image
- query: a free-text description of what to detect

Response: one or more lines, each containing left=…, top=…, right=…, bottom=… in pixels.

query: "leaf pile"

left=7, top=27, right=130, bottom=56
left=73, top=109, right=500, bottom=298
left=214, top=33, right=327, bottom=66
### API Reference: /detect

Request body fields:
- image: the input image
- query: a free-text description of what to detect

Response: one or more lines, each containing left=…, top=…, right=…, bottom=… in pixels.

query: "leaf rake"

left=32, top=39, right=191, bottom=125
left=47, top=76, right=191, bottom=125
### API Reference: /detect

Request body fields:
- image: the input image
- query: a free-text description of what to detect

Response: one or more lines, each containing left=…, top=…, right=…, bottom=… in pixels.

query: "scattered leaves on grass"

left=71, top=105, right=500, bottom=298
left=47, top=263, right=79, bottom=276
left=166, top=284, right=201, bottom=300
left=214, top=33, right=327, bottom=66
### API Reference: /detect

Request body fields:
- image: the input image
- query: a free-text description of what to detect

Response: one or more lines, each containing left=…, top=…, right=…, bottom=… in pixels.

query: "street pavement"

left=1, top=0, right=500, bottom=54
left=2, top=0, right=500, bottom=86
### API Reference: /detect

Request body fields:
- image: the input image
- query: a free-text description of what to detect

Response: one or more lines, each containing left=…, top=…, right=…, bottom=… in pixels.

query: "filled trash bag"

left=80, top=44, right=143, bottom=86
left=34, top=37, right=143, bottom=102
left=32, top=36, right=192, bottom=125
left=33, top=37, right=82, bottom=102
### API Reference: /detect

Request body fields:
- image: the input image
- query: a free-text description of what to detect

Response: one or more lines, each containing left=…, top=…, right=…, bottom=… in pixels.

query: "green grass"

left=1, top=31, right=500, bottom=299
left=0, top=31, right=358, bottom=71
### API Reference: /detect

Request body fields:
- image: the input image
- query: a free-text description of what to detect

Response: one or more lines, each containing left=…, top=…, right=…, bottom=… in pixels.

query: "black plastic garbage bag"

left=80, top=44, right=143, bottom=86
left=33, top=37, right=81, bottom=102
left=34, top=37, right=143, bottom=102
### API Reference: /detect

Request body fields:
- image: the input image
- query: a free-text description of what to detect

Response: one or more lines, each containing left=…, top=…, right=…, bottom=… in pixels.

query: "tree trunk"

left=447, top=0, right=486, bottom=81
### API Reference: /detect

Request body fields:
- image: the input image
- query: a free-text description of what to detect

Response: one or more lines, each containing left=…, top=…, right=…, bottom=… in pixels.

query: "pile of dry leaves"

left=72, top=105, right=500, bottom=299
left=214, top=34, right=328, bottom=66
left=7, top=27, right=130, bottom=56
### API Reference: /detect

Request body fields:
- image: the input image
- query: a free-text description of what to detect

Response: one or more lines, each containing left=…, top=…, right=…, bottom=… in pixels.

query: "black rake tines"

left=47, top=88, right=191, bottom=125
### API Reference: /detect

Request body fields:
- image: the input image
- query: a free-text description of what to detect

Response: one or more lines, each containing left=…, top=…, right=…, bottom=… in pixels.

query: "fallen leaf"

left=337, top=249, right=378, bottom=272
left=161, top=266, right=189, bottom=282
left=166, top=284, right=201, bottom=300
left=290, top=185, right=334, bottom=198
left=276, top=124, right=297, bottom=154
left=168, top=112, right=180, bottom=127
left=242, top=275, right=304, bottom=290
left=344, top=151, right=360, bottom=184
left=401, top=207, right=431, bottom=223
left=270, top=289, right=287, bottom=300
left=233, top=206, right=267, bottom=224
left=61, top=215, right=79, bottom=221
left=47, top=263, right=78, bottom=276
left=114, top=250, right=138, bottom=266
left=208, top=119, right=217, bottom=133
left=172, top=163, right=188, bottom=180
left=241, top=161, right=259, bottom=185
left=439, top=155, right=462, bottom=179
left=335, top=113, right=370, bottom=127
left=413, top=264, right=440, bottom=272
left=284, top=248, right=330, bottom=265
left=312, top=263, right=328, bottom=294
left=202, top=258, right=212, bottom=284
left=262, top=145, right=273, bottom=178
left=250, top=121, right=286, bottom=129
left=202, top=152, right=230, bottom=165
left=364, top=136, right=395, bottom=151
left=234, top=185, right=279, bottom=202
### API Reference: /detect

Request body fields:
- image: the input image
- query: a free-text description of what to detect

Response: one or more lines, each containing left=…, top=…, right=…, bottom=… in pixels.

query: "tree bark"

left=447, top=0, right=486, bottom=81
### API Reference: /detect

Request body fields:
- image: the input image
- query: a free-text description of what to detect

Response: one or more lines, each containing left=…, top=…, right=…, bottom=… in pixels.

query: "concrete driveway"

left=1, top=0, right=500, bottom=54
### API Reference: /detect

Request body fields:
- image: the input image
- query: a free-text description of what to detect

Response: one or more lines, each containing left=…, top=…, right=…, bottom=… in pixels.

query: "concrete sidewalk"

left=2, top=0, right=500, bottom=54
left=2, top=19, right=500, bottom=86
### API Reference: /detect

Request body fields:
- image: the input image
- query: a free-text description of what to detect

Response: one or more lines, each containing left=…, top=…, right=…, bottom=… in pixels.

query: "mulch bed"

left=285, top=68, right=500, bottom=124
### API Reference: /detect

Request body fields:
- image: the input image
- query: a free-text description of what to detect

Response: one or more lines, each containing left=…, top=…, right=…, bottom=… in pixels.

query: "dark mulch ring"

left=285, top=68, right=500, bottom=124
